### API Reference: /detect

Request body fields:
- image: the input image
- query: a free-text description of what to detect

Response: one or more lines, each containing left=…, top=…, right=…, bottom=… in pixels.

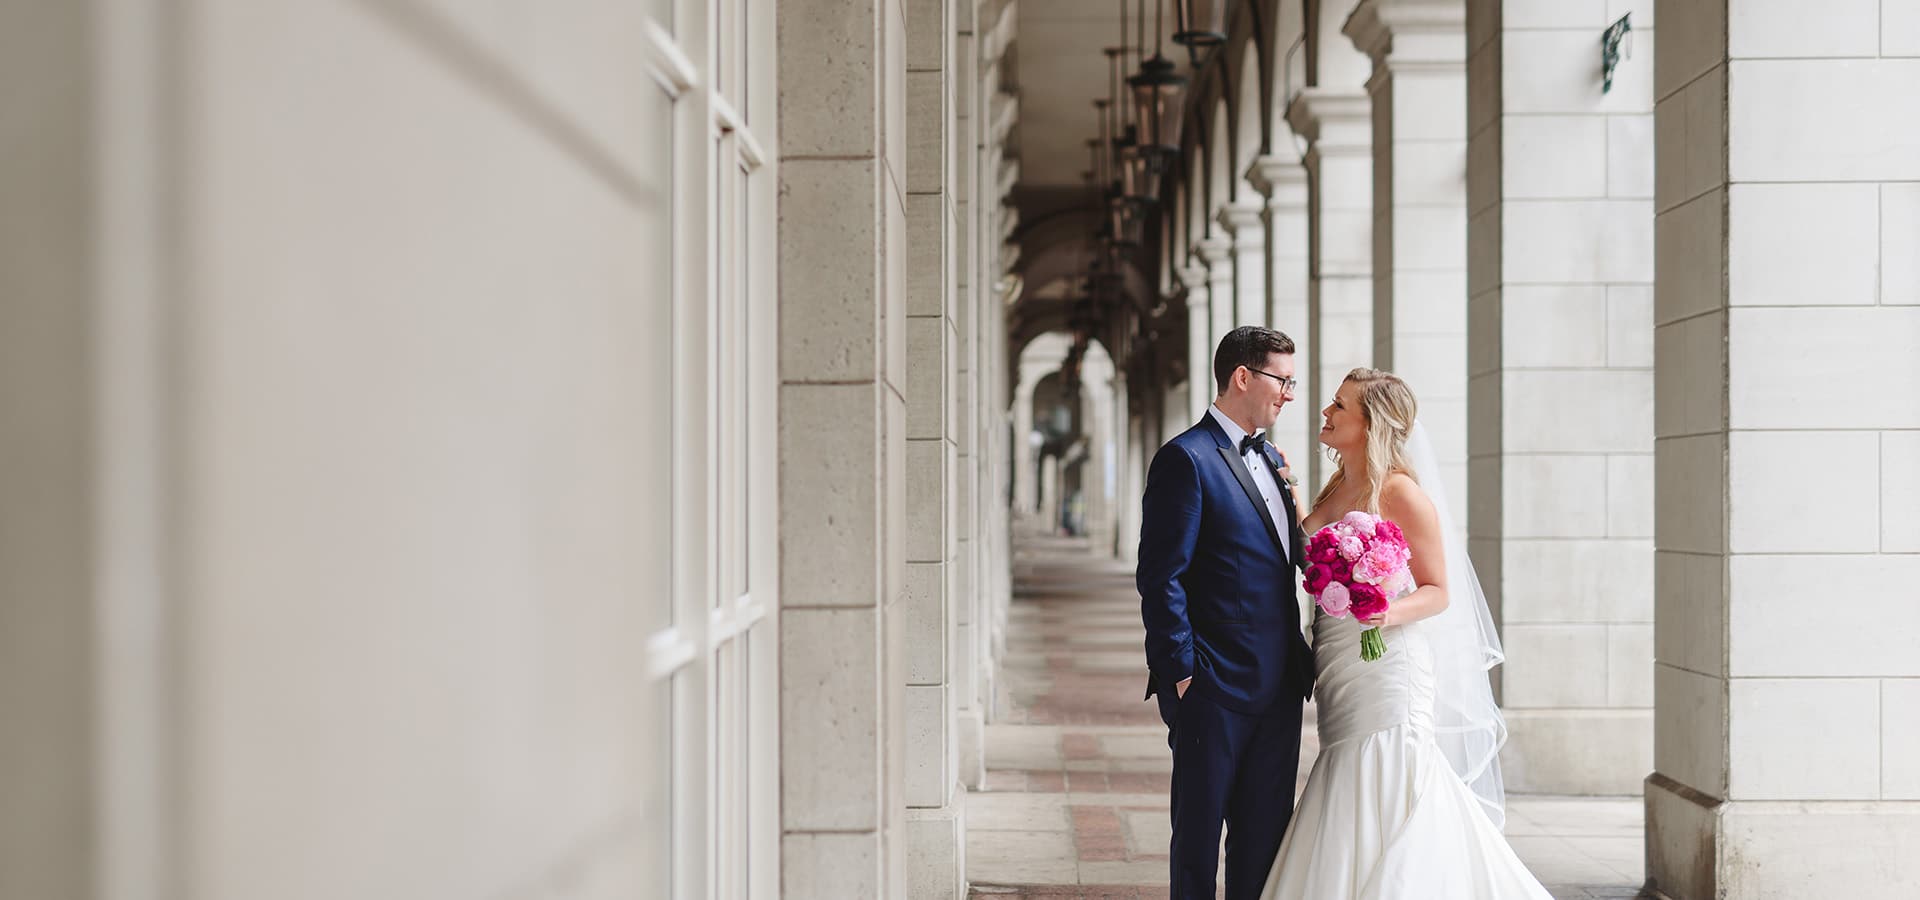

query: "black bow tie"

left=1239, top=432, right=1268, bottom=457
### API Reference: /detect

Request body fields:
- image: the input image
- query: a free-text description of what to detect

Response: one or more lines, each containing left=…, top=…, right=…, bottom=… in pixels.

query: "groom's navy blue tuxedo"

left=1137, top=410, right=1314, bottom=900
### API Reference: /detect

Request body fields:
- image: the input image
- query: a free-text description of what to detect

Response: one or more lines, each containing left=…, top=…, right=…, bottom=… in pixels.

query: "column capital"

left=1343, top=0, right=1467, bottom=68
left=1214, top=202, right=1265, bottom=248
left=1284, top=88, right=1372, bottom=157
left=1177, top=264, right=1210, bottom=294
left=1245, top=155, right=1310, bottom=211
left=1194, top=236, right=1233, bottom=268
left=1245, top=155, right=1306, bottom=196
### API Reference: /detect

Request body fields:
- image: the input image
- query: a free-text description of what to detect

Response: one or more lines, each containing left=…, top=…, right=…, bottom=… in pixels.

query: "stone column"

left=1010, top=376, right=1039, bottom=516
left=1644, top=5, right=1920, bottom=898
left=1180, top=263, right=1214, bottom=419
left=780, top=0, right=910, bottom=892
left=1285, top=88, right=1373, bottom=492
left=951, top=0, right=987, bottom=795
left=902, top=0, right=964, bottom=890
left=1346, top=0, right=1470, bottom=526
left=1079, top=346, right=1118, bottom=557
left=1248, top=156, right=1314, bottom=471
left=1118, top=379, right=1145, bottom=564
left=1217, top=201, right=1268, bottom=328
left=1039, top=457, right=1061, bottom=535
left=1463, top=0, right=1654, bottom=795
left=1013, top=336, right=1071, bottom=521
left=1197, top=236, right=1236, bottom=352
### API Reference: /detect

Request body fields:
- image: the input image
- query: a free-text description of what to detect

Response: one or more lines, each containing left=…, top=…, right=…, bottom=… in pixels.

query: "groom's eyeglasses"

left=1246, top=367, right=1298, bottom=392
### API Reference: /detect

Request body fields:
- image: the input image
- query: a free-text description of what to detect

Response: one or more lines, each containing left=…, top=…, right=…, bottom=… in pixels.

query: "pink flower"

left=1338, top=535, right=1365, bottom=561
left=1348, top=583, right=1388, bottom=620
left=1304, top=564, right=1333, bottom=595
left=1353, top=546, right=1404, bottom=585
left=1341, top=510, right=1378, bottom=535
left=1351, top=556, right=1384, bottom=585
left=1318, top=581, right=1351, bottom=616
left=1309, top=538, right=1340, bottom=564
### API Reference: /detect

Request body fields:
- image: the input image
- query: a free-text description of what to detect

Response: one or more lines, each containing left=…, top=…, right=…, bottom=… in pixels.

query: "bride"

left=1260, top=368, right=1552, bottom=899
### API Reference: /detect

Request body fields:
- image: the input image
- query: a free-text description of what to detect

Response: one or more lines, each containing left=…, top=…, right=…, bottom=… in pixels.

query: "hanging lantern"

left=1173, top=0, right=1227, bottom=48
left=1109, top=197, right=1148, bottom=248
left=1086, top=137, right=1109, bottom=215
left=1120, top=144, right=1164, bottom=204
left=1129, top=54, right=1187, bottom=157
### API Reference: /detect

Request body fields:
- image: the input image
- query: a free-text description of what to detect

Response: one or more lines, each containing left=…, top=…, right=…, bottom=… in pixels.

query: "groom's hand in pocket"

left=1176, top=677, right=1191, bottom=698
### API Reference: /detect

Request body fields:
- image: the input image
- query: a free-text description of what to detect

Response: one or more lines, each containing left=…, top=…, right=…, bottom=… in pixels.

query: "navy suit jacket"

left=1137, top=414, right=1314, bottom=716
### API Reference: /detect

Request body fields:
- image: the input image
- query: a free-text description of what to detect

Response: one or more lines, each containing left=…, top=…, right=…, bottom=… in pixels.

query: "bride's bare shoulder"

left=1380, top=472, right=1437, bottom=529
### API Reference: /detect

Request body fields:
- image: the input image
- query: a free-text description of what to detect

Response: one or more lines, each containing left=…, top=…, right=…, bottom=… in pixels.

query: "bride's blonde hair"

left=1313, top=367, right=1420, bottom=515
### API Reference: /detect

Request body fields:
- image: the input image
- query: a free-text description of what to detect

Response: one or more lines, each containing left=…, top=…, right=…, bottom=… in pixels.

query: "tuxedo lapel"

left=1257, top=445, right=1306, bottom=569
left=1216, top=445, right=1287, bottom=554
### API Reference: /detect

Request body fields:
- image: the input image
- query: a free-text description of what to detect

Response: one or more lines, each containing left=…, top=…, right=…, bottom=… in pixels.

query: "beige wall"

left=5, top=1, right=682, bottom=896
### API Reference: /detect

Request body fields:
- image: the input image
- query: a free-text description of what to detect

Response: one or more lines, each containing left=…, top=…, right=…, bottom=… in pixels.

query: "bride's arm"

left=1363, top=474, right=1449, bottom=627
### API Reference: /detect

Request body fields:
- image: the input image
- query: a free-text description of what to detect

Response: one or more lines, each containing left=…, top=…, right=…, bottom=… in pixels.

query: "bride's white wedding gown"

left=1258, top=606, right=1553, bottom=899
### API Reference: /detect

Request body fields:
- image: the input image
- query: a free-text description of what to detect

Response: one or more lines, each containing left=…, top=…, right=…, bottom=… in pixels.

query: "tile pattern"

left=966, top=535, right=1648, bottom=900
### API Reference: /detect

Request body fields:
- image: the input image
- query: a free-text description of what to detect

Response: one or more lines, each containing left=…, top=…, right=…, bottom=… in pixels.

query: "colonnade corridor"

left=964, top=532, right=1644, bottom=899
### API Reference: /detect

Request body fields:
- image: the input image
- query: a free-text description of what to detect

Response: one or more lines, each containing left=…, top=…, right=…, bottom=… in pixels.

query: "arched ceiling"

left=1014, top=0, right=1201, bottom=187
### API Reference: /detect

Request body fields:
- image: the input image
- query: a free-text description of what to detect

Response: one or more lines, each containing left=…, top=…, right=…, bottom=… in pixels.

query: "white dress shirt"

left=1208, top=404, right=1292, bottom=560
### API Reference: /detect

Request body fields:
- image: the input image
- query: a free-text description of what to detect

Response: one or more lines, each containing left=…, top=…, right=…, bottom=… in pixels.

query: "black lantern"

left=1120, top=144, right=1165, bottom=204
left=1109, top=197, right=1148, bottom=248
left=1174, top=0, right=1226, bottom=48
left=1129, top=54, right=1187, bottom=157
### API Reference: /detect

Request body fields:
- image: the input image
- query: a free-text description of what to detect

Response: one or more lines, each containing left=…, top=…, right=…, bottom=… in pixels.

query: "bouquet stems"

left=1359, top=627, right=1387, bottom=661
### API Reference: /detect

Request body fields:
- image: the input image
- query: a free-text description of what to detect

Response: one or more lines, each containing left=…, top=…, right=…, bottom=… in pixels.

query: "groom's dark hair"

left=1213, top=326, right=1296, bottom=394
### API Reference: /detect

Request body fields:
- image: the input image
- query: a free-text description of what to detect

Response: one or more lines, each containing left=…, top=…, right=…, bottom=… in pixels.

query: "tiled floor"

left=965, top=534, right=1646, bottom=900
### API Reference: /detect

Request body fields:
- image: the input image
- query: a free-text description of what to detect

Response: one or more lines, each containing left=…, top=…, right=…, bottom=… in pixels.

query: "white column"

left=779, top=0, right=912, bottom=890
left=1286, top=89, right=1373, bottom=492
left=1644, top=5, right=1920, bottom=898
left=1039, top=457, right=1061, bottom=536
left=1013, top=336, right=1071, bottom=521
left=951, top=0, right=985, bottom=795
left=1248, top=156, right=1314, bottom=467
left=1079, top=347, right=1117, bottom=557
left=1118, top=382, right=1145, bottom=564
left=1346, top=0, right=1470, bottom=528
left=1010, top=376, right=1039, bottom=516
left=1217, top=201, right=1268, bottom=328
left=1197, top=236, right=1235, bottom=351
left=1180, top=263, right=1214, bottom=419
left=902, top=0, right=964, bottom=889
left=1463, top=0, right=1654, bottom=795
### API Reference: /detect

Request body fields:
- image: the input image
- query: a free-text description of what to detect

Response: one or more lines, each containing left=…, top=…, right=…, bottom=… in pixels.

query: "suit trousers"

left=1156, top=687, right=1304, bottom=900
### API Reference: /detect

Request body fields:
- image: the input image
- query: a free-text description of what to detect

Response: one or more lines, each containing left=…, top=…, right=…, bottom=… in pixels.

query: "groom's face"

left=1245, top=351, right=1295, bottom=431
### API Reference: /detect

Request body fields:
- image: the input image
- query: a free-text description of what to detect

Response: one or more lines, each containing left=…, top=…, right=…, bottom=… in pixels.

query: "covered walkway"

left=965, top=536, right=1645, bottom=899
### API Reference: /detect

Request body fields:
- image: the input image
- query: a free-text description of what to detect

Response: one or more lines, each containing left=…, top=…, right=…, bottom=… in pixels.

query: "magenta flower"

left=1305, top=564, right=1333, bottom=594
left=1329, top=558, right=1353, bottom=584
left=1348, top=583, right=1388, bottom=620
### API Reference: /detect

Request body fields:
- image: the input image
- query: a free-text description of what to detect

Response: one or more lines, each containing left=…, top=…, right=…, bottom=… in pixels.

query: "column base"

left=1645, top=773, right=1920, bottom=900
left=1500, top=708, right=1650, bottom=795
left=956, top=704, right=985, bottom=789
left=783, top=831, right=882, bottom=899
left=907, top=799, right=966, bottom=900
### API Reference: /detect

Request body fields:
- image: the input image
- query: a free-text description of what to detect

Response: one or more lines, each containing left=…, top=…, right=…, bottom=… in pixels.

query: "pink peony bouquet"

left=1304, top=511, right=1413, bottom=661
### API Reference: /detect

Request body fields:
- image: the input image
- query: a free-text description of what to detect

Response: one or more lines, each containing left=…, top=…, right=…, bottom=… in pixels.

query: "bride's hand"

left=1361, top=610, right=1392, bottom=628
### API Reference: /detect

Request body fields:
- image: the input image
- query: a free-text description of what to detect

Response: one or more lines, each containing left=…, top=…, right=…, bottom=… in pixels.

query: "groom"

left=1137, top=326, right=1314, bottom=900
